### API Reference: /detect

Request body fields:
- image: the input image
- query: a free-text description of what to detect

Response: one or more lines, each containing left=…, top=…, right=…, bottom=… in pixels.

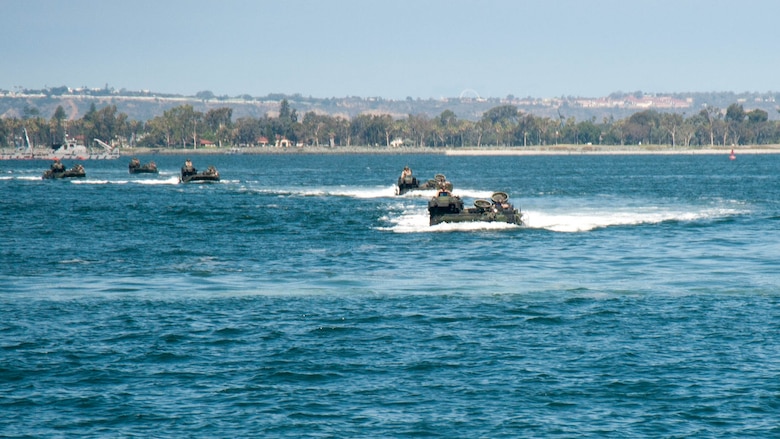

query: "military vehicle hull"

left=42, top=165, right=86, bottom=180
left=428, top=191, right=523, bottom=226
left=181, top=173, right=220, bottom=183
left=129, top=162, right=159, bottom=174
left=396, top=174, right=445, bottom=195
left=181, top=166, right=220, bottom=183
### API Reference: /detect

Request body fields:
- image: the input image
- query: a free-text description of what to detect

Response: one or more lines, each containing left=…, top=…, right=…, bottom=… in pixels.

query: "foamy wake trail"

left=379, top=210, right=429, bottom=233
left=398, top=188, right=437, bottom=198
left=524, top=206, right=744, bottom=232
left=382, top=203, right=744, bottom=233
left=249, top=185, right=397, bottom=198
left=328, top=186, right=398, bottom=198
left=72, top=179, right=114, bottom=185
left=71, top=176, right=182, bottom=185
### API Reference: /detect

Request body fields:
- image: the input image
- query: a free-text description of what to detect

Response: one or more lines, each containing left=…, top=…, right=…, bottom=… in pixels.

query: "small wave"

left=136, top=176, right=181, bottom=185
left=327, top=186, right=397, bottom=199
left=2, top=175, right=41, bottom=181
left=72, top=179, right=115, bottom=185
left=69, top=176, right=180, bottom=185
left=59, top=258, right=92, bottom=265
left=248, top=186, right=398, bottom=199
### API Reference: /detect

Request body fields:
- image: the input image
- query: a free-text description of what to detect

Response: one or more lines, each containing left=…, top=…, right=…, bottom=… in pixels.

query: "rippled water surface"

left=1, top=153, right=779, bottom=437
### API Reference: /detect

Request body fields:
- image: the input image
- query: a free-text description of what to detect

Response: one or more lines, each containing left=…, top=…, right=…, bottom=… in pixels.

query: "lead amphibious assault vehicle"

left=180, top=162, right=220, bottom=183
left=426, top=176, right=523, bottom=226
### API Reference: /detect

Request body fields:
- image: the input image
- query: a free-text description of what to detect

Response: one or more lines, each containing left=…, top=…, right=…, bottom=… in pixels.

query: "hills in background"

left=1, top=86, right=778, bottom=122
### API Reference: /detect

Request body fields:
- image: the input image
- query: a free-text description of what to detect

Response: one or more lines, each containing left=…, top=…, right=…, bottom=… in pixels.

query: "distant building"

left=574, top=95, right=692, bottom=110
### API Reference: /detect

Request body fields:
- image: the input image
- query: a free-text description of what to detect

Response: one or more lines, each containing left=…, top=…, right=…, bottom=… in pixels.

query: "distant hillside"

left=1, top=87, right=778, bottom=122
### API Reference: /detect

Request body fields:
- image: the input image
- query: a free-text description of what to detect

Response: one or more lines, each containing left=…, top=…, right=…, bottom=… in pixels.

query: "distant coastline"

left=3, top=88, right=780, bottom=123
left=120, top=144, right=780, bottom=156
left=5, top=90, right=780, bottom=156
left=6, top=144, right=778, bottom=160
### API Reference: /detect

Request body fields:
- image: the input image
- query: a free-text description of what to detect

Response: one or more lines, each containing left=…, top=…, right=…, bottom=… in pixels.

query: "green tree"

left=51, top=105, right=67, bottom=143
left=0, top=117, right=10, bottom=148
left=195, top=90, right=215, bottom=100
left=697, top=107, right=720, bottom=146
left=141, top=115, right=171, bottom=147
left=204, top=107, right=233, bottom=147
left=725, top=103, right=746, bottom=145
left=300, top=111, right=331, bottom=146
left=405, top=114, right=431, bottom=147
left=575, top=118, right=601, bottom=145
left=603, top=119, right=626, bottom=145
left=746, top=108, right=768, bottom=123
left=153, top=105, right=203, bottom=148
left=624, top=110, right=660, bottom=145
left=480, top=105, right=519, bottom=146
left=233, top=116, right=262, bottom=146
left=81, top=104, right=130, bottom=147
left=659, top=113, right=684, bottom=147
left=275, top=99, right=299, bottom=142
left=745, top=108, right=769, bottom=144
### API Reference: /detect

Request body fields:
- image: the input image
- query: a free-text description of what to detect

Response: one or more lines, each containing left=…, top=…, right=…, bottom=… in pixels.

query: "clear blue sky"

left=3, top=0, right=778, bottom=99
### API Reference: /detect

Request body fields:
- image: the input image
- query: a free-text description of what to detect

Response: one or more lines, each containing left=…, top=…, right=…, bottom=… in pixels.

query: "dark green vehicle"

left=42, top=163, right=86, bottom=180
left=396, top=170, right=445, bottom=195
left=180, top=160, right=220, bottom=183
left=129, top=158, right=159, bottom=174
left=428, top=190, right=523, bottom=226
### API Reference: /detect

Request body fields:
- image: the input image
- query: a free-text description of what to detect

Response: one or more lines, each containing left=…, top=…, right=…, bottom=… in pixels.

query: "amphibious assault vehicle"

left=180, top=161, right=220, bottom=183
left=396, top=173, right=445, bottom=195
left=129, top=158, right=159, bottom=174
left=42, top=163, right=86, bottom=180
left=428, top=190, right=523, bottom=226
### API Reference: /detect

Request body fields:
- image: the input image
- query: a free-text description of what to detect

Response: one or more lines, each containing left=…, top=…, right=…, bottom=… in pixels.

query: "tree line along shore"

left=3, top=98, right=780, bottom=152
left=120, top=144, right=780, bottom=156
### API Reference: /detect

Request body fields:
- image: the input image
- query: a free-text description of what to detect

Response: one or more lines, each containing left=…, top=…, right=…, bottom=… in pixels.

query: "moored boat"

left=1, top=128, right=38, bottom=160
left=428, top=190, right=523, bottom=226
left=48, top=135, right=120, bottom=160
left=129, top=157, right=159, bottom=174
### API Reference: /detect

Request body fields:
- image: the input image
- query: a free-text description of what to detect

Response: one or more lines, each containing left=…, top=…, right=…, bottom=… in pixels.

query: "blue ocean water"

left=1, top=152, right=778, bottom=437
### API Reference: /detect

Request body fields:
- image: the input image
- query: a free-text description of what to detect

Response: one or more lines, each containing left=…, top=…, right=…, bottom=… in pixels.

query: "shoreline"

left=445, top=147, right=780, bottom=156
left=5, top=144, right=780, bottom=159
left=122, top=144, right=780, bottom=156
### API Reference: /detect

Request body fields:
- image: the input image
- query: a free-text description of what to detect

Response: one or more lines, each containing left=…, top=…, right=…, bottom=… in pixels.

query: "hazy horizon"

left=4, top=0, right=780, bottom=100
left=6, top=85, right=776, bottom=102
